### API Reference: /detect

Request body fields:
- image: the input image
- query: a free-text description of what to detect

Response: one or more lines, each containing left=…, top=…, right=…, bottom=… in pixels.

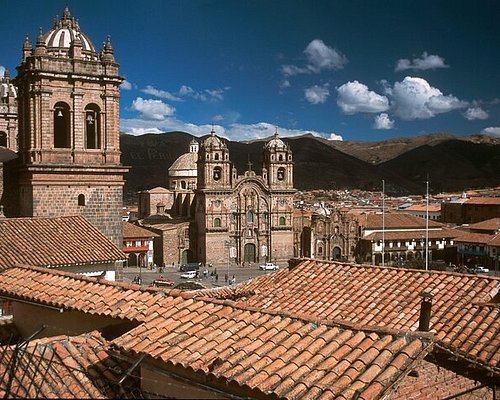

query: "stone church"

left=0, top=7, right=127, bottom=247
left=138, top=129, right=296, bottom=266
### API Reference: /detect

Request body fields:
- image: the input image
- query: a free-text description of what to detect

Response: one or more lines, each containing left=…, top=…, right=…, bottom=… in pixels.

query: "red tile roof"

left=358, top=213, right=443, bottom=229
left=0, top=265, right=433, bottom=399
left=364, top=228, right=458, bottom=241
left=122, top=221, right=159, bottom=239
left=403, top=204, right=441, bottom=213
left=113, top=298, right=433, bottom=400
left=468, top=217, right=500, bottom=232
left=453, top=231, right=500, bottom=245
left=198, top=260, right=500, bottom=374
left=0, top=216, right=126, bottom=269
left=465, top=197, right=500, bottom=205
left=0, top=330, right=140, bottom=398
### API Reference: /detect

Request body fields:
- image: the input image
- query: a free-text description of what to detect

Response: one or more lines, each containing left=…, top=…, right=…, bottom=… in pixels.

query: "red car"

left=151, top=277, right=174, bottom=287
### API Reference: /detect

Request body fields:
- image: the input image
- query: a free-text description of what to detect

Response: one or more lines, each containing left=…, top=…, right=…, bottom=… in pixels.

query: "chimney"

left=418, top=292, right=433, bottom=331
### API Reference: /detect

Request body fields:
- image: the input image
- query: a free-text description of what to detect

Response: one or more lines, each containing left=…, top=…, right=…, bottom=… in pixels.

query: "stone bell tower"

left=9, top=7, right=128, bottom=245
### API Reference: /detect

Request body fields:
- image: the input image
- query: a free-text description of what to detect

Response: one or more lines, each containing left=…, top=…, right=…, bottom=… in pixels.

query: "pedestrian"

left=225, top=273, right=228, bottom=283
left=232, top=274, right=235, bottom=284
left=215, top=274, right=219, bottom=282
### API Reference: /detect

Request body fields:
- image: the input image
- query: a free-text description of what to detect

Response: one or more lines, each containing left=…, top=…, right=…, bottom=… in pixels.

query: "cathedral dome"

left=169, top=152, right=198, bottom=174
left=265, top=131, right=286, bottom=150
left=43, top=7, right=97, bottom=59
left=202, top=128, right=225, bottom=149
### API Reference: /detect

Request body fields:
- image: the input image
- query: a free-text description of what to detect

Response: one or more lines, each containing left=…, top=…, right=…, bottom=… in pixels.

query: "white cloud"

left=130, top=97, right=175, bottom=121
left=336, top=81, right=389, bottom=114
left=304, top=39, right=348, bottom=72
left=395, top=52, right=449, bottom=71
left=373, top=113, right=394, bottom=130
left=212, top=114, right=224, bottom=122
left=178, top=85, right=229, bottom=102
left=481, top=127, right=500, bottom=137
left=141, top=85, right=181, bottom=101
left=328, top=133, right=343, bottom=141
left=120, top=117, right=343, bottom=142
left=464, top=106, right=488, bottom=120
left=281, top=39, right=347, bottom=77
left=389, top=76, right=467, bottom=120
left=120, top=80, right=132, bottom=90
left=304, top=84, right=330, bottom=104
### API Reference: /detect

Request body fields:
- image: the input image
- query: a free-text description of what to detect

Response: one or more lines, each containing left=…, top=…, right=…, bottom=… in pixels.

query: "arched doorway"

left=181, top=249, right=193, bottom=264
left=128, top=253, right=138, bottom=267
left=244, top=243, right=256, bottom=263
left=332, top=246, right=342, bottom=261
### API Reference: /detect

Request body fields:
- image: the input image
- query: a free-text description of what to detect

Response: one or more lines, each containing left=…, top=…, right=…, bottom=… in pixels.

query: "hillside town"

left=0, top=6, right=499, bottom=400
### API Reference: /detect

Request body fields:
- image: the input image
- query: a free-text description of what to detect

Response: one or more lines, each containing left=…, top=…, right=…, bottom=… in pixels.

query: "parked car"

left=151, top=277, right=174, bottom=287
left=474, top=265, right=490, bottom=273
left=259, top=262, right=279, bottom=271
left=180, top=270, right=197, bottom=279
left=179, top=263, right=201, bottom=272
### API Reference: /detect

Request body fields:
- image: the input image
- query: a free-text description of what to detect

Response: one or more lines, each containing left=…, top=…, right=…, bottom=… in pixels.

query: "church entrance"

left=181, top=249, right=193, bottom=264
left=244, top=243, right=256, bottom=263
left=332, top=246, right=342, bottom=261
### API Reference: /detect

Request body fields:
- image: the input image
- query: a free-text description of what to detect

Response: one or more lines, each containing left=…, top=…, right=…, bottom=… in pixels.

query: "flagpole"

left=425, top=176, right=429, bottom=271
left=382, top=179, right=385, bottom=268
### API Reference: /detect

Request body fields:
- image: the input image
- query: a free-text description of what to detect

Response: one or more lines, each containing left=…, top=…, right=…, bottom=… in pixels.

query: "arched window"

left=279, top=154, right=283, bottom=161
left=181, top=180, right=186, bottom=189
left=0, top=131, right=7, bottom=147
left=246, top=210, right=254, bottom=224
left=214, top=218, right=221, bottom=228
left=54, top=102, right=71, bottom=148
left=213, top=166, right=222, bottom=181
left=85, top=104, right=101, bottom=149
left=279, top=216, right=286, bottom=226
left=78, top=194, right=85, bottom=206
left=215, top=153, right=219, bottom=160
left=184, top=229, right=189, bottom=238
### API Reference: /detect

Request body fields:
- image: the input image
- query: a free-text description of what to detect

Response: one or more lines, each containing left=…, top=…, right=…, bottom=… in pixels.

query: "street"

left=121, top=262, right=281, bottom=289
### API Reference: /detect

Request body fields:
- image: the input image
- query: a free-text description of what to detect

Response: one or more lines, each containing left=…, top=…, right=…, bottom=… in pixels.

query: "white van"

left=180, top=270, right=197, bottom=279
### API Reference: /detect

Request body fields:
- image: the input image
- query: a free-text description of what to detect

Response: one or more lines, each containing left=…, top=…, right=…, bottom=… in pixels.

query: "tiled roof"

left=0, top=330, right=141, bottom=399
left=198, top=260, right=500, bottom=374
left=363, top=228, right=458, bottom=241
left=358, top=213, right=443, bottom=230
left=468, top=217, right=500, bottom=232
left=114, top=298, right=433, bottom=400
left=0, top=216, right=126, bottom=269
left=403, top=204, right=441, bottom=212
left=453, top=231, right=500, bottom=245
left=465, top=197, right=500, bottom=205
left=0, top=265, right=172, bottom=321
left=0, top=265, right=434, bottom=399
left=122, top=221, right=159, bottom=239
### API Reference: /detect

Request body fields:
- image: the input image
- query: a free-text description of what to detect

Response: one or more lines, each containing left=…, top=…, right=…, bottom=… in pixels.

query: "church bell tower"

left=11, top=7, right=128, bottom=245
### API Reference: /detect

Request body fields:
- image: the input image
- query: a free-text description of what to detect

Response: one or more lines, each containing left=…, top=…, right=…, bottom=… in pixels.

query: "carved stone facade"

left=138, top=130, right=296, bottom=266
left=195, top=130, right=295, bottom=265
left=2, top=7, right=127, bottom=246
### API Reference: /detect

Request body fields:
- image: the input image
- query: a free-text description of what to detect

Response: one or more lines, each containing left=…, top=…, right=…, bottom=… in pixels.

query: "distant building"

left=441, top=197, right=500, bottom=224
left=0, top=70, right=18, bottom=151
left=402, top=203, right=441, bottom=220
left=357, top=213, right=457, bottom=265
left=122, top=222, right=158, bottom=268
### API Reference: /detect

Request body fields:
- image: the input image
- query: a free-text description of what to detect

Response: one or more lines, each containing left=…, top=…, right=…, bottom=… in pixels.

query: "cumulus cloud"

left=304, top=84, right=330, bottom=104
left=120, top=80, right=132, bottom=90
left=373, top=113, right=394, bottom=130
left=395, top=52, right=449, bottom=71
left=131, top=97, right=175, bottom=121
left=464, top=106, right=488, bottom=120
left=281, top=39, right=347, bottom=77
left=120, top=117, right=343, bottom=142
left=481, top=127, right=500, bottom=137
left=141, top=85, right=181, bottom=101
left=336, top=81, right=389, bottom=114
left=388, top=76, right=467, bottom=120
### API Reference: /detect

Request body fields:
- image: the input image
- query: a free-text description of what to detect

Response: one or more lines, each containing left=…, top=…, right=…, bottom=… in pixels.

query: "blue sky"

left=1, top=0, right=499, bottom=142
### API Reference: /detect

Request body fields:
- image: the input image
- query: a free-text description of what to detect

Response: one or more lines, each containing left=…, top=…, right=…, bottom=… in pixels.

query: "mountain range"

left=120, top=132, right=500, bottom=203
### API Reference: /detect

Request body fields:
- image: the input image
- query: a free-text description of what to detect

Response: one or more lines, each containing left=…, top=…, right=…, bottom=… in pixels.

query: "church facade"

left=138, top=130, right=296, bottom=266
left=1, top=7, right=127, bottom=246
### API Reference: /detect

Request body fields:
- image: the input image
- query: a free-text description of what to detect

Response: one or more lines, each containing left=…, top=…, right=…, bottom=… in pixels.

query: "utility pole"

left=425, top=176, right=429, bottom=271
left=382, top=179, right=385, bottom=268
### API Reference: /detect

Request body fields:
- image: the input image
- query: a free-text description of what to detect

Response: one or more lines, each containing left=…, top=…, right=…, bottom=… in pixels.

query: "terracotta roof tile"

left=203, top=259, right=499, bottom=375
left=0, top=216, right=125, bottom=270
